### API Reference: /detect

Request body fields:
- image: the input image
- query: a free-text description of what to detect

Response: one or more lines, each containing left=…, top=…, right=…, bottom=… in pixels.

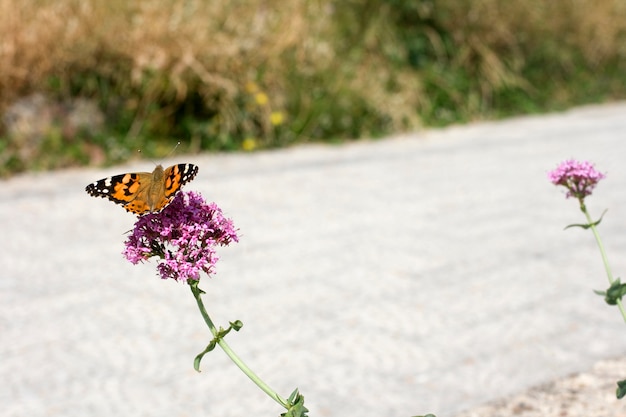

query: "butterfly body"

left=86, top=163, right=199, bottom=215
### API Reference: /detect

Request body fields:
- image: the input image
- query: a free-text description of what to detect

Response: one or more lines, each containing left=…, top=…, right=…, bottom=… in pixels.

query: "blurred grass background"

left=1, top=0, right=625, bottom=175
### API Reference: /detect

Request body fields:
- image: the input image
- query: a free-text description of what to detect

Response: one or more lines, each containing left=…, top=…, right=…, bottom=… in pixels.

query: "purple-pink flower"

left=123, top=191, right=238, bottom=283
left=548, top=159, right=605, bottom=200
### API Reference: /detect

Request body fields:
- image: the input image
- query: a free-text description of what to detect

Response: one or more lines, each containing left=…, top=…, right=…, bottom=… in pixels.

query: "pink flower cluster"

left=548, top=159, right=605, bottom=200
left=123, top=191, right=238, bottom=283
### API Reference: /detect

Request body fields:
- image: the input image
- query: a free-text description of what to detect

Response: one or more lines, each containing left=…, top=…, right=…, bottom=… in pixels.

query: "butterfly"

left=85, top=163, right=199, bottom=215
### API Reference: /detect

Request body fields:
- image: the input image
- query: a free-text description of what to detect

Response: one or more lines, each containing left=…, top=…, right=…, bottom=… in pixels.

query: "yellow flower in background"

left=242, top=137, right=257, bottom=151
left=254, top=92, right=268, bottom=106
left=270, top=111, right=285, bottom=126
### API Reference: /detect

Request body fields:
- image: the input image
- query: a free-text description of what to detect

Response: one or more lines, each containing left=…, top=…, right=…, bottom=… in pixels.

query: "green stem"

left=189, top=282, right=288, bottom=409
left=580, top=201, right=626, bottom=323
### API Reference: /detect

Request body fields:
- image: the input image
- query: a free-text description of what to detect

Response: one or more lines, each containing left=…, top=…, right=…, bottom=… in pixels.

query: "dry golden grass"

left=0, top=0, right=332, bottom=135
left=435, top=0, right=626, bottom=106
left=0, top=0, right=625, bottom=160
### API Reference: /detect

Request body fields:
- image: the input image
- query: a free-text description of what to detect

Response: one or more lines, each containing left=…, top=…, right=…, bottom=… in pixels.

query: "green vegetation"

left=1, top=0, right=625, bottom=175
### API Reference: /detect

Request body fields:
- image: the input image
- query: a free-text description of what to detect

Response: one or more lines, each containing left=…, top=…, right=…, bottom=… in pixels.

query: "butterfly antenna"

left=136, top=149, right=159, bottom=167
left=165, top=141, right=181, bottom=158
left=137, top=141, right=181, bottom=166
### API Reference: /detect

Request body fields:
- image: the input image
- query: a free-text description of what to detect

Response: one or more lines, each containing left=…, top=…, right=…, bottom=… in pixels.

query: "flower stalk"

left=548, top=159, right=626, bottom=322
left=121, top=190, right=307, bottom=416
left=577, top=200, right=626, bottom=322
left=549, top=159, right=626, bottom=398
left=189, top=281, right=288, bottom=409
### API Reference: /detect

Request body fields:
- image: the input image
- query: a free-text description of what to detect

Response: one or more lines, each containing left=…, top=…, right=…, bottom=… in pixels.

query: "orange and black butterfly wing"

left=150, top=163, right=199, bottom=212
left=85, top=171, right=152, bottom=215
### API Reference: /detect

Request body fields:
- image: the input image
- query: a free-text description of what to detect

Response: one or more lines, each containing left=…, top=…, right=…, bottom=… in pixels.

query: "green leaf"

left=193, top=320, right=242, bottom=372
left=193, top=352, right=204, bottom=372
left=617, top=379, right=626, bottom=399
left=596, top=279, right=626, bottom=305
left=281, top=389, right=309, bottom=417
left=564, top=209, right=607, bottom=230
left=412, top=415, right=437, bottom=417
left=193, top=340, right=217, bottom=372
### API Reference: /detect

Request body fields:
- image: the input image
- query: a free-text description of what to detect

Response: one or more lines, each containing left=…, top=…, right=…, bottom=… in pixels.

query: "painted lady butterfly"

left=85, top=163, right=199, bottom=215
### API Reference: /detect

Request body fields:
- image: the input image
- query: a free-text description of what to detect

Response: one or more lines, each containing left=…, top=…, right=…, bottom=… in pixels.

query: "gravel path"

left=454, top=356, right=626, bottom=416
left=3, top=102, right=626, bottom=416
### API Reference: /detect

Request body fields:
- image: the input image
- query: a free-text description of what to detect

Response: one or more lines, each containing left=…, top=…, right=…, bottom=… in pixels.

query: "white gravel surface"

left=3, top=102, right=626, bottom=417
left=453, top=356, right=626, bottom=417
